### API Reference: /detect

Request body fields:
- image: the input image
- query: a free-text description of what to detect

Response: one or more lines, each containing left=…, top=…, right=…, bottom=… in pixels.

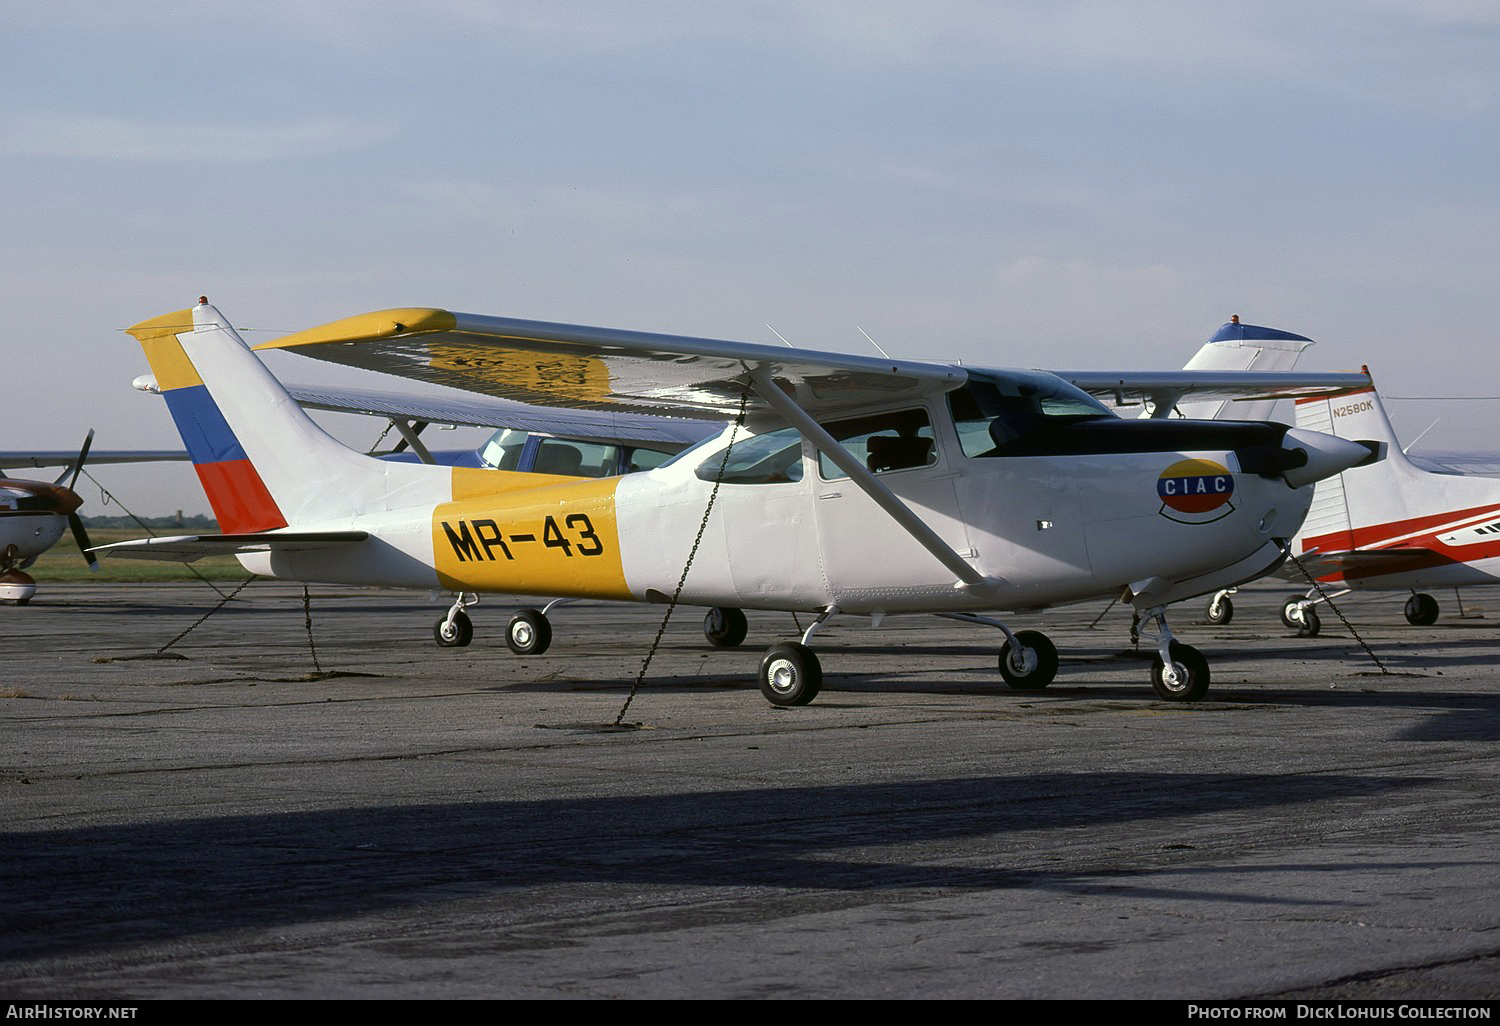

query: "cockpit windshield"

left=948, top=371, right=1113, bottom=457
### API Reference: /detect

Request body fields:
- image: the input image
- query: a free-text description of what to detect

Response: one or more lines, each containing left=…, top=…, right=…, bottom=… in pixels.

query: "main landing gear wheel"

left=1404, top=593, right=1439, bottom=626
left=1296, top=607, right=1321, bottom=638
left=1205, top=594, right=1234, bottom=625
left=998, top=630, right=1058, bottom=690
left=703, top=607, right=748, bottom=648
left=433, top=610, right=473, bottom=648
left=758, top=643, right=821, bottom=706
left=1151, top=641, right=1210, bottom=702
left=506, top=608, right=552, bottom=655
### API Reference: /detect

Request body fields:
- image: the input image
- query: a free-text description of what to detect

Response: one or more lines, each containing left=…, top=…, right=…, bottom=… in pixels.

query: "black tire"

left=1280, top=595, right=1305, bottom=628
left=434, top=610, right=473, bottom=648
left=758, top=643, right=822, bottom=706
left=703, top=607, right=748, bottom=648
left=1205, top=595, right=1234, bottom=625
left=1151, top=641, right=1210, bottom=702
left=506, top=608, right=552, bottom=655
left=1404, top=593, right=1439, bottom=626
left=998, top=630, right=1058, bottom=690
left=1297, top=607, right=1321, bottom=638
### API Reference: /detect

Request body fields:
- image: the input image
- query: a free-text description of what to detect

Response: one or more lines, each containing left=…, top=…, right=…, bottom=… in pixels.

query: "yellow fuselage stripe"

left=433, top=470, right=630, bottom=599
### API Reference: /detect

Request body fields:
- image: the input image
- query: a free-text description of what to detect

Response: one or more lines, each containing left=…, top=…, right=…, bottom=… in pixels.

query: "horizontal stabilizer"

left=90, top=531, right=368, bottom=563
left=1275, top=547, right=1431, bottom=580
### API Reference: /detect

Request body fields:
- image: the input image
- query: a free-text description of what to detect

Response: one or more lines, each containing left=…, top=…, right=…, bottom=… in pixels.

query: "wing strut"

left=747, top=368, right=994, bottom=592
left=391, top=419, right=436, bottom=465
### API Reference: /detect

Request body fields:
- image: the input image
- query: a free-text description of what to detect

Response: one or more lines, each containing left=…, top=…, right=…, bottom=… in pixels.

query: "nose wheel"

left=1138, top=606, right=1212, bottom=702
left=1151, top=640, right=1210, bottom=701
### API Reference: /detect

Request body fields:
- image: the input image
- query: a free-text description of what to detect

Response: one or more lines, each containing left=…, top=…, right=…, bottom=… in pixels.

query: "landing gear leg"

left=758, top=606, right=835, bottom=706
left=1137, top=605, right=1210, bottom=702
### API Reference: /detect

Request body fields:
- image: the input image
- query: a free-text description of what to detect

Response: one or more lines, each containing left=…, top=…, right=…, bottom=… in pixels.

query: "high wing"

left=254, top=307, right=1370, bottom=417
left=1059, top=370, right=1370, bottom=418
left=0, top=449, right=186, bottom=469
left=254, top=308, right=967, bottom=417
left=90, top=531, right=368, bottom=563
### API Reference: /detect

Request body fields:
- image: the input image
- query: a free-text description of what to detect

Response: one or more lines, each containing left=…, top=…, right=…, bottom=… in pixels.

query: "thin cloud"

left=0, top=114, right=398, bottom=162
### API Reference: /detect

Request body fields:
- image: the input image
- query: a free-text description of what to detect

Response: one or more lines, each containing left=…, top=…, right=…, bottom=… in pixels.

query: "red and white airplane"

left=93, top=298, right=1377, bottom=704
left=1272, top=382, right=1500, bottom=635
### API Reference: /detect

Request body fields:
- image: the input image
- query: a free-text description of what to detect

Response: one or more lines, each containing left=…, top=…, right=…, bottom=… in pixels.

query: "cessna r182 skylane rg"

left=93, top=299, right=1377, bottom=705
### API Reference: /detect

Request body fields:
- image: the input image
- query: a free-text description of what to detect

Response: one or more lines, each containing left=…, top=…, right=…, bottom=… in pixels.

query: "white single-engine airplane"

left=94, top=299, right=1377, bottom=704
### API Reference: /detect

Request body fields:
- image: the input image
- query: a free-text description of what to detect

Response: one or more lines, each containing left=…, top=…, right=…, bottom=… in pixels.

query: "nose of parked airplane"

left=1276, top=428, right=1382, bottom=488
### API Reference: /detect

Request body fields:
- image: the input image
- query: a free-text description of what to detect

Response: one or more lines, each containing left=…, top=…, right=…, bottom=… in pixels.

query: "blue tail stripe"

left=161, top=384, right=249, bottom=465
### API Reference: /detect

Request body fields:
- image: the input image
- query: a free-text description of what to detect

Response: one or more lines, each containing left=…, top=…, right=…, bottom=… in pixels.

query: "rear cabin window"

left=534, top=438, right=620, bottom=478
left=816, top=408, right=937, bottom=480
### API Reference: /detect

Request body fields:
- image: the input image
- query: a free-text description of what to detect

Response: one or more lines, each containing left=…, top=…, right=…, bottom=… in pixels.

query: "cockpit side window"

left=694, top=425, right=805, bottom=484
left=948, top=372, right=1112, bottom=457
left=478, top=428, right=529, bottom=471
left=816, top=408, right=937, bottom=480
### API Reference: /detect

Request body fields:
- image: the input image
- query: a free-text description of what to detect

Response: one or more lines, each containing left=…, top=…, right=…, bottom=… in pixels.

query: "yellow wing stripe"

left=253, top=308, right=457, bottom=350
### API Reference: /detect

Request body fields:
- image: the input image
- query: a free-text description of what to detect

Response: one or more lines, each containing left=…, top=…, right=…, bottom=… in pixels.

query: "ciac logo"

left=1157, top=459, right=1235, bottom=524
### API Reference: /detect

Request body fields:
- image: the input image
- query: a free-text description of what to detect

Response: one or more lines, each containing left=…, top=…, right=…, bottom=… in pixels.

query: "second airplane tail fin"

left=1172, top=318, right=1315, bottom=420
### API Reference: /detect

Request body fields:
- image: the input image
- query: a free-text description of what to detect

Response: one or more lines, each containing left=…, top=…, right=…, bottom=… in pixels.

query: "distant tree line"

left=82, top=514, right=219, bottom=529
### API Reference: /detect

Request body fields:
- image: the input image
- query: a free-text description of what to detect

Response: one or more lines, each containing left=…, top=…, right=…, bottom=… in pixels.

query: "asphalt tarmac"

left=2, top=580, right=1498, bottom=1000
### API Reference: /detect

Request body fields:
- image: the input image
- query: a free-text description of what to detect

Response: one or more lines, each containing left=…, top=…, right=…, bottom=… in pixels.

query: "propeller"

left=51, top=431, right=97, bottom=570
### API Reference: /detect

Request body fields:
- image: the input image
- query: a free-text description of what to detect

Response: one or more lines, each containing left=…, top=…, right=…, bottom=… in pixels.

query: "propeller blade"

left=68, top=512, right=98, bottom=571
left=54, top=429, right=96, bottom=488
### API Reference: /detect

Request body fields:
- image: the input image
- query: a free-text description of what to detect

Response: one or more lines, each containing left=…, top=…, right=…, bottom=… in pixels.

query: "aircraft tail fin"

left=1293, top=380, right=1410, bottom=551
left=1172, top=319, right=1314, bottom=420
left=127, top=299, right=438, bottom=531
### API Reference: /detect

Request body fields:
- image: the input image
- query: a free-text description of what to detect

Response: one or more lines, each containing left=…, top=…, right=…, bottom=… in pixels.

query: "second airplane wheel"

left=1297, top=607, right=1321, bottom=638
left=998, top=630, right=1058, bottom=690
left=758, top=643, right=822, bottom=706
left=1404, top=593, right=1439, bottom=626
left=1205, top=595, right=1234, bottom=625
left=433, top=610, right=473, bottom=648
left=506, top=608, right=552, bottom=655
left=703, top=607, right=748, bottom=648
left=1150, top=641, right=1210, bottom=702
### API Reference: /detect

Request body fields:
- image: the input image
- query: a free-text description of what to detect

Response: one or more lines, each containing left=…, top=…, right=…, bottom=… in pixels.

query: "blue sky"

left=3, top=1, right=1498, bottom=515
